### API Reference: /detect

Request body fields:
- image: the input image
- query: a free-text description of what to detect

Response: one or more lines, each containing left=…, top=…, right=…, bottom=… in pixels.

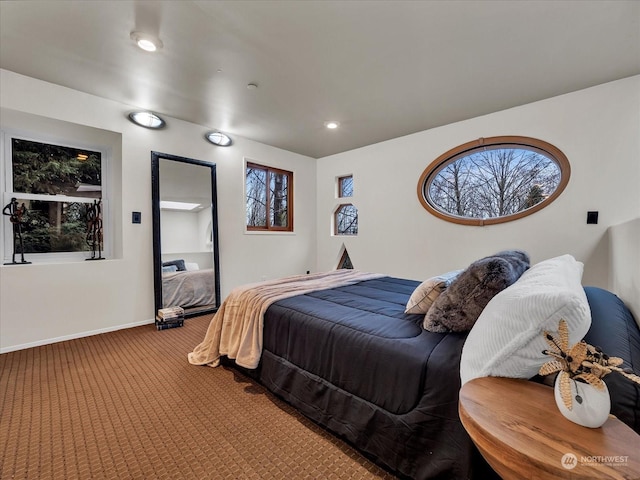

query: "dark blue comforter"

left=260, top=277, right=476, bottom=480
left=263, top=277, right=462, bottom=415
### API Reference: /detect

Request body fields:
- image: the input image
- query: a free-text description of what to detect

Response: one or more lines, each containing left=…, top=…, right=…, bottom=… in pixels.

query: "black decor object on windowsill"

left=2, top=197, right=31, bottom=265
left=85, top=199, right=105, bottom=261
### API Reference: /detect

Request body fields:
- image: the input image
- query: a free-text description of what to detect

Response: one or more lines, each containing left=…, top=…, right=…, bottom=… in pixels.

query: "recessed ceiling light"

left=247, top=83, right=258, bottom=90
left=128, top=111, right=166, bottom=129
left=130, top=31, right=163, bottom=52
left=205, top=131, right=233, bottom=147
left=325, top=121, right=340, bottom=129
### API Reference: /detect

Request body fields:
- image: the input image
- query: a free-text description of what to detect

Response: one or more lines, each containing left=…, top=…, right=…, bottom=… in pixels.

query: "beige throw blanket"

left=188, top=270, right=384, bottom=369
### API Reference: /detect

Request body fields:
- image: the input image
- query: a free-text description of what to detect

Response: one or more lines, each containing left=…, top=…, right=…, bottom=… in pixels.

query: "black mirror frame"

left=151, top=151, right=221, bottom=318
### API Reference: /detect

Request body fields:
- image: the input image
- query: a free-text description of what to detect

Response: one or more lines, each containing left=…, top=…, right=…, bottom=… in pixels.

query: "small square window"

left=338, top=175, right=353, bottom=198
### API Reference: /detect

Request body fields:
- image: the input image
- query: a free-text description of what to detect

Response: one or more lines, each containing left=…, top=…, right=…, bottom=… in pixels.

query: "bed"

left=257, top=276, right=478, bottom=479
left=189, top=256, right=640, bottom=480
left=162, top=268, right=217, bottom=309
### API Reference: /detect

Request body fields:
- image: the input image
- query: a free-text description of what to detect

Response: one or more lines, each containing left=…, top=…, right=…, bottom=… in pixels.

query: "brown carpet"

left=0, top=315, right=397, bottom=480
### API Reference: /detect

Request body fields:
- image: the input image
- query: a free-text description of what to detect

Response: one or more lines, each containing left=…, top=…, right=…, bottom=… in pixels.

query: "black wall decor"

left=2, top=197, right=31, bottom=265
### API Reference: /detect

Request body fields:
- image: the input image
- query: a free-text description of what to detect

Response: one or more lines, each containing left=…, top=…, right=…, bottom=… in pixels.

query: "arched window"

left=334, top=204, right=358, bottom=235
left=417, top=136, right=570, bottom=225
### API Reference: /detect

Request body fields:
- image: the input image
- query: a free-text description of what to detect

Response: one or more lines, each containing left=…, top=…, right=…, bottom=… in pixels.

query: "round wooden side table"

left=459, top=376, right=640, bottom=479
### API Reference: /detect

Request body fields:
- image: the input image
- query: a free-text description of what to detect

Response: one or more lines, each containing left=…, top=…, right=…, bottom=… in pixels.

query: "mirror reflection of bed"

left=152, top=152, right=220, bottom=319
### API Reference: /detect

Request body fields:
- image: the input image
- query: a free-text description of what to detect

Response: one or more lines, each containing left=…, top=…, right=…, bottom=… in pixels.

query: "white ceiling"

left=1, top=1, right=638, bottom=158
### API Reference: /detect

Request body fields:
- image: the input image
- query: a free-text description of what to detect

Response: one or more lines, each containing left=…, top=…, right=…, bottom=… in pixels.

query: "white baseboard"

left=0, top=318, right=156, bottom=354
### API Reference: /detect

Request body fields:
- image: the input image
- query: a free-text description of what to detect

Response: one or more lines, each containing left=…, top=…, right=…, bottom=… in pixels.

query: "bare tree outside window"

left=246, top=166, right=267, bottom=227
left=338, top=175, right=353, bottom=197
left=246, top=162, right=293, bottom=231
left=335, top=204, right=358, bottom=235
left=428, top=148, right=560, bottom=218
left=418, top=137, right=570, bottom=226
left=270, top=171, right=289, bottom=228
left=338, top=248, right=354, bottom=269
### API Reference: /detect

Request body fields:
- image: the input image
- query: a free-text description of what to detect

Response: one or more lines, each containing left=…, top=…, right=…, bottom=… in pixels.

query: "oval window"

left=417, top=136, right=570, bottom=225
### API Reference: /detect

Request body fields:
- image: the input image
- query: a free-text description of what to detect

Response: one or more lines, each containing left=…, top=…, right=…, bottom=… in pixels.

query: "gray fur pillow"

left=423, top=250, right=530, bottom=333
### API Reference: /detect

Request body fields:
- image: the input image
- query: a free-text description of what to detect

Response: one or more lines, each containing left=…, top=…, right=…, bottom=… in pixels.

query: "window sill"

left=1, top=255, right=118, bottom=267
left=244, top=230, right=296, bottom=236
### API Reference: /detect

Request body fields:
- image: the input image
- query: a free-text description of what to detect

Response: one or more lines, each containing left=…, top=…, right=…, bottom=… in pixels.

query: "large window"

left=417, top=136, right=570, bottom=225
left=246, top=162, right=293, bottom=232
left=2, top=135, right=107, bottom=262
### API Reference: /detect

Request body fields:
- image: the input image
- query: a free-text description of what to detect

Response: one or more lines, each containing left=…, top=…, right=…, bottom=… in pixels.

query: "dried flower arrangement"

left=539, top=319, right=640, bottom=410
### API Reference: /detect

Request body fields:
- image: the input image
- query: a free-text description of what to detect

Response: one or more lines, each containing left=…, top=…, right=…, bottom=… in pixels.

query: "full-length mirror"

left=151, top=152, right=220, bottom=318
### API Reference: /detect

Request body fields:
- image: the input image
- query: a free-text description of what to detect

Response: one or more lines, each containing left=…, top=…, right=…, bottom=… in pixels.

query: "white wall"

left=160, top=209, right=214, bottom=270
left=0, top=69, right=316, bottom=352
left=609, top=218, right=640, bottom=323
left=160, top=210, right=202, bottom=253
left=316, top=77, right=640, bottom=301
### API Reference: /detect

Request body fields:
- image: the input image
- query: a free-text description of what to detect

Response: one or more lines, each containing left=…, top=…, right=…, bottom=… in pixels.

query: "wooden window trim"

left=246, top=162, right=294, bottom=232
left=416, top=136, right=570, bottom=226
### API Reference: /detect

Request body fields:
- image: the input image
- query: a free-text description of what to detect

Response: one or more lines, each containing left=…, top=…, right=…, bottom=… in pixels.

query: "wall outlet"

left=586, top=211, right=598, bottom=224
left=132, top=211, right=142, bottom=224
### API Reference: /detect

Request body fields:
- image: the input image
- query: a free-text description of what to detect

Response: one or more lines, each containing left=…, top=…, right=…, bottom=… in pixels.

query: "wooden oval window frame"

left=417, top=136, right=570, bottom=226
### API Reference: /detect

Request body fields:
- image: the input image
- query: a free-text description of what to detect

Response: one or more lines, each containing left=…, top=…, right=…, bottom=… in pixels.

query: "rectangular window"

left=2, top=135, right=107, bottom=262
left=246, top=162, right=293, bottom=232
left=338, top=175, right=353, bottom=198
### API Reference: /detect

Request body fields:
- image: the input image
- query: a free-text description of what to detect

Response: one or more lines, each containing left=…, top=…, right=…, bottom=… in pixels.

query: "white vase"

left=554, top=371, right=611, bottom=428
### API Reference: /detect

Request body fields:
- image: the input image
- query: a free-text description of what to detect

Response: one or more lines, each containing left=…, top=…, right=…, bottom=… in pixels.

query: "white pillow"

left=460, top=254, right=591, bottom=385
left=405, top=269, right=462, bottom=314
left=185, top=262, right=200, bottom=271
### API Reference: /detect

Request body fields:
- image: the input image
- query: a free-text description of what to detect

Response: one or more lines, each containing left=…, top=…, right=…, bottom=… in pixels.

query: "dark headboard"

left=583, top=286, right=640, bottom=434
